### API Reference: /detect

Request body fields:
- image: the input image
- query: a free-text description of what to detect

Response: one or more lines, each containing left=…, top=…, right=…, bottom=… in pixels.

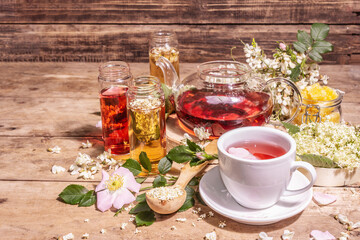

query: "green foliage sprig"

left=291, top=23, right=333, bottom=81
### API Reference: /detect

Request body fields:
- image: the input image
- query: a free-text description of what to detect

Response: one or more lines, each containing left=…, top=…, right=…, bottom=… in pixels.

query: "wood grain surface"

left=0, top=63, right=359, bottom=239
left=0, top=0, right=359, bottom=63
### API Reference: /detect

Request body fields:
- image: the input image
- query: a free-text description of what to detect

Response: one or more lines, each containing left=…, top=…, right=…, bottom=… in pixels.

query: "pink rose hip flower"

left=96, top=167, right=141, bottom=212
left=279, top=43, right=287, bottom=51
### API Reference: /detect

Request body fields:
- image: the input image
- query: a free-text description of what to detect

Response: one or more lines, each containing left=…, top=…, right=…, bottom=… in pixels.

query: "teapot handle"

left=156, top=56, right=180, bottom=92
left=265, top=77, right=302, bottom=123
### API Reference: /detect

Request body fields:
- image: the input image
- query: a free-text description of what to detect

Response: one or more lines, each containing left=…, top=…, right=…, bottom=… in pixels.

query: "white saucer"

left=199, top=166, right=313, bottom=225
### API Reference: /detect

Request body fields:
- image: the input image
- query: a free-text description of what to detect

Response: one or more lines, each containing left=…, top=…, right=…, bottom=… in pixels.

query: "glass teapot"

left=156, top=57, right=302, bottom=137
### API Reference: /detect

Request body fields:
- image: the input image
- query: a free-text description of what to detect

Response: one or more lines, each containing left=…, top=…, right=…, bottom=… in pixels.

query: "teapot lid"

left=197, top=61, right=250, bottom=84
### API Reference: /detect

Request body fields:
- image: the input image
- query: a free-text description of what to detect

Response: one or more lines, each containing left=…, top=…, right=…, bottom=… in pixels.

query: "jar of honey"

left=292, top=83, right=344, bottom=124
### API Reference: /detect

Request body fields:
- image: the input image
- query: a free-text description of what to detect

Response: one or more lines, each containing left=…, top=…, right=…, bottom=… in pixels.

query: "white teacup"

left=217, top=126, right=316, bottom=209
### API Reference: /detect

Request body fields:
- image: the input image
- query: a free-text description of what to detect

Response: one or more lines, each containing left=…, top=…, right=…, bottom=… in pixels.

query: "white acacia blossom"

left=243, top=40, right=329, bottom=120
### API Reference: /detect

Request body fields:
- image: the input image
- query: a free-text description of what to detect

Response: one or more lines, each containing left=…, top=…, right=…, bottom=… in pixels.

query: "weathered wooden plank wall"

left=0, top=0, right=359, bottom=63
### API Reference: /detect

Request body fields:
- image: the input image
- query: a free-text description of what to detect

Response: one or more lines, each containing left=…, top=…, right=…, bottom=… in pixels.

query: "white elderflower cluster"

left=69, top=150, right=122, bottom=179
left=293, top=122, right=360, bottom=169
left=193, top=127, right=211, bottom=141
left=243, top=39, right=329, bottom=120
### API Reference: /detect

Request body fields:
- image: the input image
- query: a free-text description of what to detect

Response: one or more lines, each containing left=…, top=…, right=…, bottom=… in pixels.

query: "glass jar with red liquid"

left=98, top=61, right=133, bottom=155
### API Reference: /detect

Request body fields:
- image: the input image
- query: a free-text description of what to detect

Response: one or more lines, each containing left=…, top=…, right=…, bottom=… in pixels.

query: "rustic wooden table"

left=0, top=62, right=359, bottom=240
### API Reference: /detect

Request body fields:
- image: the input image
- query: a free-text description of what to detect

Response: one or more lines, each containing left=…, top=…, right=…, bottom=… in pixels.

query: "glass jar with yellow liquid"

left=127, top=76, right=166, bottom=173
left=292, top=83, right=344, bottom=125
left=149, top=30, right=179, bottom=84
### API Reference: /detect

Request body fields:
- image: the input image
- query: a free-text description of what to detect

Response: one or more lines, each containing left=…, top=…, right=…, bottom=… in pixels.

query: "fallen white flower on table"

left=84, top=218, right=89, bottom=223
left=339, top=232, right=350, bottom=240
left=51, top=165, right=66, bottom=174
left=81, top=140, right=92, bottom=149
left=176, top=218, right=187, bottom=222
left=310, top=230, right=336, bottom=240
left=194, top=127, right=211, bottom=141
left=62, top=233, right=74, bottom=240
left=100, top=229, right=106, bottom=234
left=81, top=233, right=89, bottom=239
left=258, top=232, right=273, bottom=240
left=218, top=221, right=226, bottom=228
left=335, top=214, right=351, bottom=225
left=281, top=230, right=294, bottom=240
left=171, top=225, right=177, bottom=230
left=208, top=211, right=214, bottom=217
left=120, top=223, right=128, bottom=230
left=134, top=228, right=141, bottom=234
left=48, top=146, right=61, bottom=154
left=349, top=221, right=360, bottom=230
left=204, top=231, right=216, bottom=240
left=192, top=222, right=196, bottom=227
left=313, top=192, right=337, bottom=206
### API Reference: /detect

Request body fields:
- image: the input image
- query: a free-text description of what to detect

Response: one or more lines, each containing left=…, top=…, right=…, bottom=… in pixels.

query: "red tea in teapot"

left=176, top=88, right=273, bottom=137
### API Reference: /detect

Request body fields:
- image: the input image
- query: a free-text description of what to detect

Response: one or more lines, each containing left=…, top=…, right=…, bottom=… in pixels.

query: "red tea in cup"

left=228, top=140, right=287, bottom=160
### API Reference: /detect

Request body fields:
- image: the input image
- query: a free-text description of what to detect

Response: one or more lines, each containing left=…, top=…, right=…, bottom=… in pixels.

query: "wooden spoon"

left=146, top=161, right=209, bottom=214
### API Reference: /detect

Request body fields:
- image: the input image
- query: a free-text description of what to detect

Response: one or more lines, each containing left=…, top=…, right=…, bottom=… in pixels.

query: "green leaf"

left=188, top=177, right=199, bottom=186
left=186, top=139, right=202, bottom=152
left=290, top=64, right=301, bottom=82
left=135, top=177, right=146, bottom=184
left=161, top=83, right=175, bottom=119
left=122, top=158, right=142, bottom=176
left=58, top=184, right=88, bottom=205
left=184, top=185, right=195, bottom=201
left=153, top=175, right=167, bottom=188
left=282, top=122, right=300, bottom=135
left=311, top=23, right=330, bottom=41
left=177, top=198, right=195, bottom=212
left=167, top=145, right=194, bottom=163
left=297, top=30, right=312, bottom=48
left=139, top=151, right=152, bottom=172
left=309, top=50, right=323, bottom=62
left=136, top=193, right=146, bottom=203
left=135, top=211, right=156, bottom=226
left=158, top=157, right=172, bottom=174
left=78, top=190, right=96, bottom=207
left=129, top=201, right=151, bottom=214
left=195, top=191, right=207, bottom=206
left=293, top=41, right=308, bottom=53
left=298, top=154, right=339, bottom=168
left=312, top=40, right=333, bottom=54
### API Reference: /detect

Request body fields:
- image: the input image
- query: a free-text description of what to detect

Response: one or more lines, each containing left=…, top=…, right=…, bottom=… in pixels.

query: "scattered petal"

left=100, top=229, right=106, bottom=234
left=81, top=140, right=92, bottom=149
left=259, top=232, right=273, bottom=240
left=204, top=231, right=217, bottom=240
left=349, top=221, right=360, bottom=230
left=120, top=223, right=128, bottom=230
left=176, top=218, right=187, bottom=222
left=134, top=228, right=141, bottom=234
left=51, top=165, right=66, bottom=174
left=218, top=221, right=226, bottom=228
left=313, top=192, right=337, bottom=206
left=281, top=230, right=294, bottom=240
left=171, top=226, right=177, bottom=230
left=310, top=230, right=336, bottom=240
left=335, top=214, right=351, bottom=225
left=339, top=232, right=350, bottom=240
left=48, top=146, right=61, bottom=154
left=62, top=233, right=74, bottom=240
left=81, top=233, right=89, bottom=239
left=84, top=219, right=89, bottom=223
